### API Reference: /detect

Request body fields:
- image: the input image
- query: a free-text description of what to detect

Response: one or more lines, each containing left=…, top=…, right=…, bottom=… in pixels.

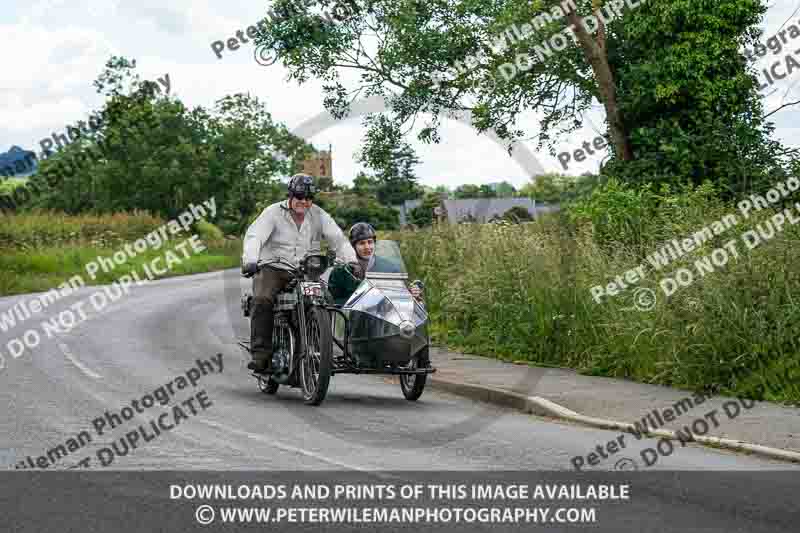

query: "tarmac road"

left=2, top=269, right=799, bottom=471
left=1, top=270, right=799, bottom=532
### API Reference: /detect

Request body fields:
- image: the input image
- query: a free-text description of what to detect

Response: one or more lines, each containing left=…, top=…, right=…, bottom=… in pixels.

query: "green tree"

left=357, top=115, right=423, bottom=205
left=521, top=172, right=606, bottom=204
left=257, top=0, right=795, bottom=197
left=502, top=205, right=533, bottom=223
left=314, top=192, right=399, bottom=230
left=492, top=181, right=517, bottom=197
left=212, top=92, right=312, bottom=233
left=478, top=184, right=497, bottom=198
left=432, top=184, right=451, bottom=196
left=23, top=57, right=308, bottom=234
left=453, top=183, right=499, bottom=198
left=352, top=170, right=379, bottom=195
left=408, top=192, right=441, bottom=227
left=520, top=173, right=570, bottom=203
left=453, top=184, right=480, bottom=199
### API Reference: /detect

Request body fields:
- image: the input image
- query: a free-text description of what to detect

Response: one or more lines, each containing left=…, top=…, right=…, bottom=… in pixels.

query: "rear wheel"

left=300, top=307, right=333, bottom=405
left=400, top=348, right=428, bottom=401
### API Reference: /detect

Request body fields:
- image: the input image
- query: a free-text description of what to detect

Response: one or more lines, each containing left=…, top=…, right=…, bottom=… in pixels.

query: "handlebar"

left=250, top=255, right=335, bottom=293
left=244, top=253, right=335, bottom=279
left=241, top=257, right=298, bottom=279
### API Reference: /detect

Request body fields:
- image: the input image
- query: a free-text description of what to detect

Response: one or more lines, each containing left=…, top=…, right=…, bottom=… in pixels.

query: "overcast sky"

left=1, top=0, right=798, bottom=189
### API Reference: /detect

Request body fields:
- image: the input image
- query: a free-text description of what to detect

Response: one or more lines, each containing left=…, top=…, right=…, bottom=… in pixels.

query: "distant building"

left=437, top=198, right=558, bottom=224
left=391, top=199, right=423, bottom=227
left=295, top=145, right=333, bottom=190
left=299, top=149, right=332, bottom=178
left=532, top=202, right=559, bottom=216
left=0, top=146, right=38, bottom=178
left=486, top=181, right=517, bottom=196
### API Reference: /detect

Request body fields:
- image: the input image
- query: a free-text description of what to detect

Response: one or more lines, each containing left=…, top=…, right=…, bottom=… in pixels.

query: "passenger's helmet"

left=349, top=222, right=377, bottom=247
left=287, top=173, right=317, bottom=199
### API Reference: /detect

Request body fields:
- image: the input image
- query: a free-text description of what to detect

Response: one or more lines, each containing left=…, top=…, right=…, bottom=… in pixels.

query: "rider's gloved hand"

left=347, top=261, right=365, bottom=280
left=242, top=262, right=259, bottom=278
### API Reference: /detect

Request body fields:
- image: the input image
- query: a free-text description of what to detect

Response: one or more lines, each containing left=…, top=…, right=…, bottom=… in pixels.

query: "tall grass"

left=0, top=210, right=241, bottom=296
left=0, top=239, right=241, bottom=296
left=0, top=178, right=27, bottom=196
left=389, top=200, right=800, bottom=405
left=0, top=209, right=165, bottom=250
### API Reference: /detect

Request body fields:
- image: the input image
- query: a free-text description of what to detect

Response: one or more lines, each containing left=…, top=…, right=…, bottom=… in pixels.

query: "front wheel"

left=300, top=307, right=333, bottom=405
left=400, top=349, right=428, bottom=401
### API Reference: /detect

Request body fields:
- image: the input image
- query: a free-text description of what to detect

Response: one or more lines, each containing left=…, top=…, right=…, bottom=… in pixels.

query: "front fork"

left=294, top=286, right=309, bottom=370
left=291, top=282, right=326, bottom=376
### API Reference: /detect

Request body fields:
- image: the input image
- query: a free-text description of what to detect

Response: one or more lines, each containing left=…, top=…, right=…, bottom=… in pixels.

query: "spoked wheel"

left=258, top=376, right=279, bottom=395
left=400, top=348, right=429, bottom=401
left=300, top=307, right=333, bottom=405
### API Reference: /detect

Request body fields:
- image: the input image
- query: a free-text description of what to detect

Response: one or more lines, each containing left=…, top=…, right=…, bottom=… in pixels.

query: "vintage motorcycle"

left=240, top=252, right=333, bottom=405
left=239, top=241, right=435, bottom=406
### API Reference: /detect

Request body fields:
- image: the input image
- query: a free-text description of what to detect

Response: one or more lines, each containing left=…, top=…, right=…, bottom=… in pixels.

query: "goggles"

left=292, top=193, right=314, bottom=201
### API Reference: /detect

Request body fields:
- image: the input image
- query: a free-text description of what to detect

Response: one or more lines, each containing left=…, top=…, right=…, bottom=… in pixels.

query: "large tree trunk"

left=565, top=4, right=634, bottom=161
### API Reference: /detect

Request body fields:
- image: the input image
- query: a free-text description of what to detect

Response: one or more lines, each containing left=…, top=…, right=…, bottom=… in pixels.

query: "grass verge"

left=387, top=210, right=800, bottom=406
left=0, top=238, right=241, bottom=296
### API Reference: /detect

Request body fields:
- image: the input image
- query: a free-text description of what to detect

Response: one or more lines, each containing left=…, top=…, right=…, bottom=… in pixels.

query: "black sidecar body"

left=330, top=240, right=432, bottom=372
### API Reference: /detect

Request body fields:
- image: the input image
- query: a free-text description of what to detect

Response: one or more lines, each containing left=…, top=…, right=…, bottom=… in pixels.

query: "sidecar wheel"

left=400, top=350, right=428, bottom=401
left=300, top=307, right=333, bottom=406
left=258, top=376, right=279, bottom=395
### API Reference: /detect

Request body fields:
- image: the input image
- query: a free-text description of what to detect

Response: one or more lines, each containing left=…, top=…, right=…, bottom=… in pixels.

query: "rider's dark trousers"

left=250, top=268, right=293, bottom=363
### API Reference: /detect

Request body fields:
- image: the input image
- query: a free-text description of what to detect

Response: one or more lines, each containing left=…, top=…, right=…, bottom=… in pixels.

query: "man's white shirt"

left=242, top=200, right=356, bottom=268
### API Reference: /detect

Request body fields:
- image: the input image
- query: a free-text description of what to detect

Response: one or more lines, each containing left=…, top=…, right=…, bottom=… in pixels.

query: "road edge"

left=429, top=376, right=800, bottom=465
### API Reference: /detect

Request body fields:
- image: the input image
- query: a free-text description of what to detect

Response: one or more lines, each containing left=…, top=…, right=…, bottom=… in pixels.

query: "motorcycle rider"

left=328, top=222, right=423, bottom=306
left=241, top=174, right=357, bottom=374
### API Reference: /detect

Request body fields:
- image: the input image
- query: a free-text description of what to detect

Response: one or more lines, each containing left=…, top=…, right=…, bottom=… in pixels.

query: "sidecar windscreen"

left=345, top=239, right=419, bottom=323
left=342, top=241, right=428, bottom=365
left=366, top=240, right=407, bottom=276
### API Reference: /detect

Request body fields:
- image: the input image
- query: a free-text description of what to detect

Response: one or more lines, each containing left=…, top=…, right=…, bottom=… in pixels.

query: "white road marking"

left=198, top=418, right=399, bottom=480
left=58, top=341, right=102, bottom=379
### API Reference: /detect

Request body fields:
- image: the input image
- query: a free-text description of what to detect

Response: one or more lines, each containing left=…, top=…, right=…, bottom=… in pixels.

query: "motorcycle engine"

left=272, top=348, right=290, bottom=374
